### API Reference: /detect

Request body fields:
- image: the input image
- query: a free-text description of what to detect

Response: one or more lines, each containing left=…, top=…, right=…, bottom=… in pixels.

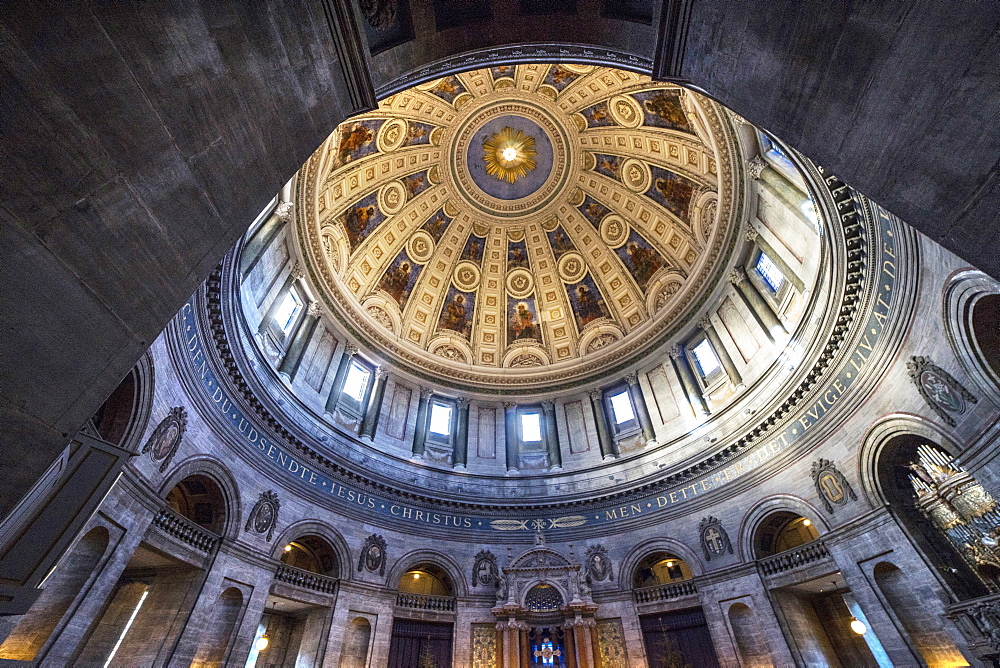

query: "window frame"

left=686, top=334, right=728, bottom=393
left=603, top=385, right=640, bottom=437
left=425, top=396, right=457, bottom=448
left=515, top=407, right=546, bottom=452
left=336, top=357, right=375, bottom=418
left=747, top=247, right=794, bottom=316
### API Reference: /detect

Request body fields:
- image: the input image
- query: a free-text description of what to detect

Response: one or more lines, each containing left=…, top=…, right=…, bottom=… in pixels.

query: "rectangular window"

left=341, top=361, right=370, bottom=402
left=429, top=401, right=453, bottom=436
left=692, top=339, right=721, bottom=377
left=273, top=288, right=303, bottom=334
left=755, top=251, right=785, bottom=292
left=520, top=412, right=542, bottom=442
left=608, top=390, right=635, bottom=425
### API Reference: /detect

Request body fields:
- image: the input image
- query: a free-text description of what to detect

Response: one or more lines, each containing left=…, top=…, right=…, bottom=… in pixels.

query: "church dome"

left=296, top=64, right=739, bottom=394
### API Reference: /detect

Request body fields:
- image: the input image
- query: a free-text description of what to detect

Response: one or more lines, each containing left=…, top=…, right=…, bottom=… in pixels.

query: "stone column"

left=324, top=344, right=357, bottom=414
left=542, top=401, right=563, bottom=470
left=359, top=367, right=387, bottom=439
left=669, top=345, right=709, bottom=416
left=504, top=403, right=519, bottom=472
left=411, top=388, right=432, bottom=459
left=563, top=621, right=577, bottom=668
left=453, top=398, right=469, bottom=469
left=588, top=391, right=616, bottom=460
left=625, top=373, right=656, bottom=445
left=496, top=619, right=525, bottom=668
left=700, top=316, right=743, bottom=386
left=730, top=267, right=786, bottom=341
left=257, top=265, right=300, bottom=336
left=277, top=301, right=320, bottom=380
left=239, top=202, right=285, bottom=277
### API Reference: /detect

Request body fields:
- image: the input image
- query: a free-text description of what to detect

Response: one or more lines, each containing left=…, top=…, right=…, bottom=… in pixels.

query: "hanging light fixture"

left=255, top=635, right=270, bottom=651
left=284, top=544, right=292, bottom=552
left=849, top=617, right=867, bottom=635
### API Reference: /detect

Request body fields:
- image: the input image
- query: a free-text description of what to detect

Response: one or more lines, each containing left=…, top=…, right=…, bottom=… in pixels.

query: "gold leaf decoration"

left=483, top=126, right=537, bottom=184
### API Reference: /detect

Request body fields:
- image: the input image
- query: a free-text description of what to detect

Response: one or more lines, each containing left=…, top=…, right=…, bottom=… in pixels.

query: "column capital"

left=668, top=344, right=682, bottom=360
left=744, top=226, right=759, bottom=242
left=503, top=401, right=517, bottom=410
left=729, top=267, right=747, bottom=285
left=588, top=390, right=603, bottom=402
left=290, top=263, right=305, bottom=281
left=344, top=344, right=359, bottom=357
left=306, top=300, right=321, bottom=317
left=698, top=316, right=713, bottom=331
left=456, top=397, right=469, bottom=409
left=420, top=387, right=434, bottom=400
left=541, top=400, right=555, bottom=411
left=624, top=372, right=639, bottom=387
left=747, top=155, right=767, bottom=180
left=374, top=366, right=387, bottom=381
left=275, top=200, right=295, bottom=221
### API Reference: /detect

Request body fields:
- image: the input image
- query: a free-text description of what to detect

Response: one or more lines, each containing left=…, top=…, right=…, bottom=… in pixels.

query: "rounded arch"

left=270, top=520, right=351, bottom=581
left=385, top=549, right=467, bottom=597
left=737, top=494, right=828, bottom=562
left=89, top=351, right=155, bottom=453
left=620, top=537, right=704, bottom=591
left=857, top=413, right=963, bottom=508
left=158, top=456, right=242, bottom=541
left=518, top=577, right=570, bottom=610
left=943, top=268, right=1000, bottom=398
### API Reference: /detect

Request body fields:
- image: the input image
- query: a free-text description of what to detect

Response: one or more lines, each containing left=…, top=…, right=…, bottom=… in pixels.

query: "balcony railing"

left=274, top=563, right=339, bottom=594
left=633, top=581, right=698, bottom=603
left=758, top=539, right=831, bottom=576
left=395, top=592, right=456, bottom=612
left=152, top=507, right=219, bottom=553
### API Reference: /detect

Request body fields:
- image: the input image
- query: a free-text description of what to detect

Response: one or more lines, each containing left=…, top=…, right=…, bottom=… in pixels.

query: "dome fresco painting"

left=297, top=64, right=737, bottom=393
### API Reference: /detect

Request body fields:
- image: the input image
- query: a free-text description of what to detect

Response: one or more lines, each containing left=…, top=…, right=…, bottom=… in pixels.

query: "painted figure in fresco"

left=337, top=123, right=374, bottom=165
left=598, top=156, right=621, bottom=180
left=511, top=302, right=537, bottom=340
left=462, top=238, right=482, bottom=262
left=626, top=241, right=663, bottom=289
left=343, top=205, right=377, bottom=248
left=404, top=172, right=425, bottom=197
left=575, top=284, right=604, bottom=326
left=642, top=92, right=689, bottom=128
left=586, top=103, right=609, bottom=124
left=441, top=294, right=469, bottom=336
left=549, top=66, right=574, bottom=85
left=381, top=261, right=412, bottom=305
left=551, top=230, right=573, bottom=255
left=494, top=65, right=512, bottom=77
left=654, top=175, right=694, bottom=214
left=509, top=245, right=528, bottom=268
left=585, top=202, right=606, bottom=222
left=405, top=123, right=428, bottom=143
left=359, top=0, right=396, bottom=30
left=424, top=214, right=447, bottom=240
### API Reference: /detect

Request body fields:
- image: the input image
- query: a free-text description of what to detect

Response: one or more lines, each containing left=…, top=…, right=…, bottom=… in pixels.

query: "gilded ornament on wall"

left=142, top=406, right=187, bottom=472
left=811, top=458, right=857, bottom=514
left=907, top=355, right=978, bottom=427
left=358, top=533, right=387, bottom=575
left=699, top=515, right=734, bottom=560
left=483, top=126, right=537, bottom=183
left=244, top=490, right=280, bottom=542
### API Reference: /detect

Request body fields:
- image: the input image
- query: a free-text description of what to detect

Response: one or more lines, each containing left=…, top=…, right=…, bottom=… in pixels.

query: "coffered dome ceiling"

left=297, top=64, right=740, bottom=393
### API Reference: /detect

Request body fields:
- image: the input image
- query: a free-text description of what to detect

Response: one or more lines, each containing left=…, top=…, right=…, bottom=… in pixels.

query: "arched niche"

left=631, top=551, right=694, bottom=588
left=272, top=521, right=350, bottom=580
left=752, top=512, right=820, bottom=559
left=339, top=616, right=372, bottom=668
left=871, top=432, right=990, bottom=599
left=191, top=586, right=245, bottom=667
left=727, top=602, right=772, bottom=668
left=159, top=458, right=241, bottom=540
left=738, top=495, right=828, bottom=561
left=164, top=474, right=228, bottom=536
left=397, top=563, right=454, bottom=597
left=0, top=526, right=110, bottom=661
left=87, top=352, right=154, bottom=452
left=872, top=561, right=965, bottom=665
left=621, top=538, right=703, bottom=589
left=523, top=582, right=564, bottom=613
left=386, top=550, right=467, bottom=597
left=943, top=269, right=1000, bottom=397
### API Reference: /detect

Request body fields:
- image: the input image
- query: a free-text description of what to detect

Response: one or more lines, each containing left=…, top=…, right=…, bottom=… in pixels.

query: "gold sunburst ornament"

left=483, top=127, right=537, bottom=184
